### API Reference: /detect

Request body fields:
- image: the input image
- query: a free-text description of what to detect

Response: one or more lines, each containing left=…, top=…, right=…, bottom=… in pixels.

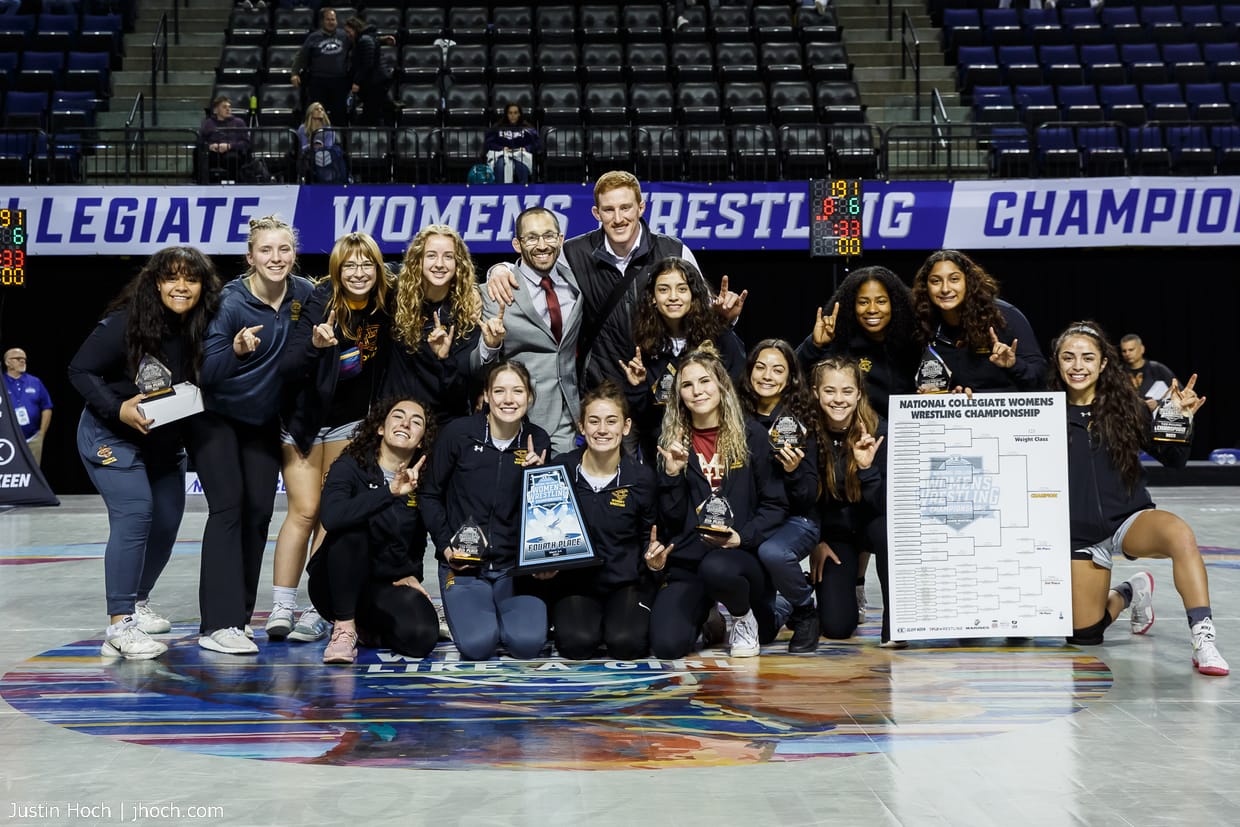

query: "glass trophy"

left=1151, top=395, right=1191, bottom=443
left=768, top=414, right=807, bottom=451
left=696, top=492, right=735, bottom=536
left=136, top=355, right=173, bottom=399
left=915, top=345, right=952, bottom=393
left=652, top=364, right=677, bottom=405
left=450, top=517, right=488, bottom=564
left=135, top=355, right=204, bottom=427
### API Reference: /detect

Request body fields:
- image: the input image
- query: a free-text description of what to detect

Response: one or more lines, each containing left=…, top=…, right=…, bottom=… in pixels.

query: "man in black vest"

left=486, top=171, right=746, bottom=391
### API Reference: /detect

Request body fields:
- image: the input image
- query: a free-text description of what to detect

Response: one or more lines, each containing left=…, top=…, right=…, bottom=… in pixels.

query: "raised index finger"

left=1182, top=373, right=1198, bottom=394
left=828, top=302, right=840, bottom=325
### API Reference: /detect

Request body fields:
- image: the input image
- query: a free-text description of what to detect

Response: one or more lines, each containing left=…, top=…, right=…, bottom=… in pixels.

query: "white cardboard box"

left=137, top=382, right=204, bottom=427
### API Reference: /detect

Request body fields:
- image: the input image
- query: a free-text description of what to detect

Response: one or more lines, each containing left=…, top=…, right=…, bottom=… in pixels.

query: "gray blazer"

left=476, top=259, right=583, bottom=454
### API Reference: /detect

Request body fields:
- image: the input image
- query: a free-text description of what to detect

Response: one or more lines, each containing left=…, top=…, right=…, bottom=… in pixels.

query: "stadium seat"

left=492, top=6, right=533, bottom=45
left=770, top=80, right=815, bottom=124
left=435, top=126, right=484, bottom=181
left=542, top=126, right=587, bottom=182
left=534, top=6, right=576, bottom=44
left=630, top=83, right=676, bottom=126
left=582, top=43, right=624, bottom=84
left=490, top=45, right=533, bottom=85
left=584, top=83, right=629, bottom=126
left=535, top=44, right=579, bottom=85
left=622, top=5, right=665, bottom=43
left=1127, top=125, right=1171, bottom=174
left=580, top=5, right=621, bottom=43
left=1039, top=44, right=1084, bottom=86
left=1185, top=82, right=1235, bottom=122
left=684, top=125, right=730, bottom=181
left=1058, top=85, right=1103, bottom=122
left=723, top=82, right=770, bottom=125
left=1036, top=126, right=1081, bottom=177
left=829, top=124, right=880, bottom=179
left=1165, top=124, right=1214, bottom=174
left=806, top=41, right=851, bottom=83
left=443, top=83, right=489, bottom=127
left=1077, top=124, right=1127, bottom=175
left=1099, top=84, right=1147, bottom=126
left=1000, top=45, right=1043, bottom=86
left=537, top=83, right=582, bottom=126
left=717, top=42, right=760, bottom=84
left=588, top=126, right=634, bottom=175
left=397, top=83, right=442, bottom=127
left=445, top=45, right=487, bottom=85
left=779, top=124, right=829, bottom=178
left=627, top=43, right=670, bottom=85
left=732, top=123, right=778, bottom=180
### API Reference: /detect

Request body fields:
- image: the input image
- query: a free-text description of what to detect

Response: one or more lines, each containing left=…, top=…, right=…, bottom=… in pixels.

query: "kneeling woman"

left=419, top=360, right=552, bottom=660
left=308, top=398, right=439, bottom=664
left=650, top=348, right=787, bottom=660
left=540, top=382, right=659, bottom=660
left=808, top=357, right=889, bottom=644
left=1051, top=322, right=1227, bottom=676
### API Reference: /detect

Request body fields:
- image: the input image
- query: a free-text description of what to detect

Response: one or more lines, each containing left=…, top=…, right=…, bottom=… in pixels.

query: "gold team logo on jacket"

left=513, top=449, right=528, bottom=465
left=859, top=356, right=872, bottom=373
left=290, top=300, right=302, bottom=321
left=96, top=445, right=116, bottom=466
left=406, top=493, right=417, bottom=507
left=609, top=488, right=629, bottom=508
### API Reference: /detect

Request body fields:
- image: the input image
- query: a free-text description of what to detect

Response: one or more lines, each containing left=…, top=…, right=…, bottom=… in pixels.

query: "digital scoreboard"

left=1, top=209, right=27, bottom=287
left=809, top=179, right=862, bottom=258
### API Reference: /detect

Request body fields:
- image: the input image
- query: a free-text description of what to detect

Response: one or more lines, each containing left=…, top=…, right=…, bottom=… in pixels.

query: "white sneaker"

left=1191, top=618, right=1230, bottom=676
left=133, top=601, right=171, bottom=634
left=729, top=609, right=761, bottom=658
left=101, top=620, right=167, bottom=660
left=288, top=608, right=329, bottom=642
left=266, top=604, right=295, bottom=640
left=198, top=627, right=259, bottom=655
left=856, top=583, right=867, bottom=625
left=245, top=624, right=254, bottom=639
left=1127, top=571, right=1155, bottom=635
left=436, top=602, right=452, bottom=641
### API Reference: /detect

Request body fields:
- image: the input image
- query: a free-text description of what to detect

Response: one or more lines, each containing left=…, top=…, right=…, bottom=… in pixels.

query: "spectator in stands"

left=291, top=7, right=351, bottom=128
left=486, top=171, right=747, bottom=397
left=343, top=16, right=394, bottom=127
left=911, top=249, right=1046, bottom=393
left=200, top=95, right=251, bottom=184
left=484, top=103, right=540, bottom=184
left=1120, top=333, right=1177, bottom=412
left=4, top=347, right=52, bottom=466
left=297, top=102, right=346, bottom=184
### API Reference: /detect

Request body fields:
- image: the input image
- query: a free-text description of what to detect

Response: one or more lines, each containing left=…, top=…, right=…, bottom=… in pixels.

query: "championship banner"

left=886, top=392, right=1071, bottom=641
left=6, top=177, right=1237, bottom=255
left=0, top=381, right=58, bottom=507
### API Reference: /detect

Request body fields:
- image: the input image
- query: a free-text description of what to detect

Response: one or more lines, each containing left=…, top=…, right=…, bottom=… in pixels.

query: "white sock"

left=106, top=617, right=134, bottom=638
left=272, top=586, right=298, bottom=609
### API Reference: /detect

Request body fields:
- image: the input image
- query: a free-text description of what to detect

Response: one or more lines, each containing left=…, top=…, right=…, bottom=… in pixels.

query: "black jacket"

left=753, top=405, right=820, bottom=521
left=419, top=412, right=553, bottom=572
left=280, top=281, right=391, bottom=453
left=1066, top=404, right=1189, bottom=549
left=659, top=420, right=788, bottom=570
left=548, top=449, right=659, bottom=590
left=796, top=332, right=917, bottom=416
left=319, top=452, right=426, bottom=582
left=67, top=307, right=194, bottom=468
left=561, top=221, right=689, bottom=389
left=382, top=295, right=483, bottom=426
left=927, top=299, right=1046, bottom=393
left=818, top=418, right=887, bottom=543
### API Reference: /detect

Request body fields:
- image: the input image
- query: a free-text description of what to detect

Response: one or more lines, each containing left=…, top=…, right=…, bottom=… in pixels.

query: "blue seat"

left=1080, top=44, right=1124, bottom=85
left=1100, top=6, right=1143, bottom=43
left=1127, top=125, right=1170, bottom=174
left=1204, top=43, right=1240, bottom=83
left=1214, top=124, right=1240, bottom=175
left=1163, top=43, right=1210, bottom=84
left=1036, top=126, right=1080, bottom=177
left=981, top=8, right=1023, bottom=46
left=1058, top=85, right=1103, bottom=122
left=1184, top=82, right=1234, bottom=121
left=1077, top=124, right=1127, bottom=175
left=973, top=85, right=1019, bottom=123
left=1142, top=83, right=1189, bottom=121
left=0, top=14, right=36, bottom=53
left=942, top=9, right=983, bottom=50
left=3, top=89, right=48, bottom=129
left=1039, top=44, right=1083, bottom=86
left=957, top=45, right=1001, bottom=91
left=1100, top=84, right=1146, bottom=125
left=64, top=51, right=111, bottom=98
left=999, top=45, right=1042, bottom=85
left=0, top=129, right=35, bottom=184
left=1014, top=84, right=1058, bottom=128
left=988, top=126, right=1033, bottom=177
left=1164, top=124, right=1214, bottom=174
left=34, top=12, right=77, bottom=51
left=1180, top=5, right=1227, bottom=44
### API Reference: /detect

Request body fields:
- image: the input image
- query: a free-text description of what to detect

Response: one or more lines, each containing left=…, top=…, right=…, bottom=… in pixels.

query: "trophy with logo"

left=450, top=517, right=489, bottom=565
left=652, top=364, right=677, bottom=405
left=517, top=466, right=597, bottom=572
left=915, top=345, right=952, bottom=394
left=696, top=492, right=735, bottom=537
left=768, top=413, right=807, bottom=451
left=135, top=355, right=203, bottom=427
left=1151, top=393, right=1191, bottom=443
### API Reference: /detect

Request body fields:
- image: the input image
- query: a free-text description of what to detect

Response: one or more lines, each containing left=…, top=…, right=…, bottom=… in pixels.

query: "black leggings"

left=819, top=517, right=889, bottom=640
left=549, top=584, right=651, bottom=660
left=649, top=549, right=777, bottom=660
left=308, top=527, right=438, bottom=658
left=186, top=411, right=281, bottom=634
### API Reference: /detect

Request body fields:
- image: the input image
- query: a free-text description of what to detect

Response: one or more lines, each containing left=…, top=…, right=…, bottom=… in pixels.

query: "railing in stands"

left=883, top=122, right=997, bottom=181
left=883, top=0, right=894, bottom=42
left=901, top=11, right=922, bottom=121
left=151, top=13, right=169, bottom=126
left=125, top=93, right=145, bottom=131
left=931, top=88, right=950, bottom=149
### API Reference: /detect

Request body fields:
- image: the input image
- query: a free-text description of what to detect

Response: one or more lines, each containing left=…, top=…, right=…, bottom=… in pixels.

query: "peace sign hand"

left=481, top=303, right=507, bottom=349
left=427, top=309, right=455, bottom=360
left=812, top=303, right=840, bottom=347
left=232, top=324, right=264, bottom=356
left=644, top=525, right=673, bottom=572
left=619, top=346, right=647, bottom=386
left=312, top=310, right=338, bottom=349
left=988, top=326, right=1018, bottom=369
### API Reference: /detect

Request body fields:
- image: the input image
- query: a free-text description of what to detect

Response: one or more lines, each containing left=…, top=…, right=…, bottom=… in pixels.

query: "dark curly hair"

left=911, top=250, right=1007, bottom=352
left=809, top=356, right=880, bottom=503
left=633, top=256, right=727, bottom=358
left=105, top=246, right=222, bottom=382
left=738, top=338, right=817, bottom=427
left=827, top=266, right=917, bottom=352
left=343, top=396, right=435, bottom=475
left=1047, top=321, right=1147, bottom=491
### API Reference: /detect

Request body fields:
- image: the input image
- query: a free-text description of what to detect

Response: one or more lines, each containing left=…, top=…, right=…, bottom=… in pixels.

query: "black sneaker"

left=787, top=603, right=820, bottom=653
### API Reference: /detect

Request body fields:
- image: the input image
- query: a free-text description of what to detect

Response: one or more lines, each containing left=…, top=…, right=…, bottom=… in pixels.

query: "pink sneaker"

left=322, top=625, right=357, bottom=664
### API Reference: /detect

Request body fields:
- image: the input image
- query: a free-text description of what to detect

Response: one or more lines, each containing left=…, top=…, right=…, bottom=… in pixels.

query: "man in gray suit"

left=477, top=206, right=583, bottom=454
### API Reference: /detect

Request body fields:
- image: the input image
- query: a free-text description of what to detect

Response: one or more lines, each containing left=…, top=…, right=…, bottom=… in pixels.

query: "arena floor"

left=2, top=488, right=1238, bottom=826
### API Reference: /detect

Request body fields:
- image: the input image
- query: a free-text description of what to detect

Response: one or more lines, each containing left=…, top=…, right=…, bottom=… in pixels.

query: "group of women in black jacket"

left=68, top=238, right=1227, bottom=676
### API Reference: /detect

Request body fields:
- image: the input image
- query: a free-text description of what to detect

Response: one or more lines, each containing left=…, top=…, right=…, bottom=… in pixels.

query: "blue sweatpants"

left=438, top=563, right=547, bottom=660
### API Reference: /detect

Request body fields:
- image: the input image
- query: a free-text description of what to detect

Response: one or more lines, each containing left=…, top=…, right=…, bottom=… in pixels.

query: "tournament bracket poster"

left=886, top=393, right=1072, bottom=640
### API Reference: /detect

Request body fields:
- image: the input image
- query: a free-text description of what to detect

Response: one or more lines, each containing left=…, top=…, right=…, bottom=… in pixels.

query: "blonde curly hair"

left=658, top=345, right=750, bottom=471
left=391, top=224, right=481, bottom=348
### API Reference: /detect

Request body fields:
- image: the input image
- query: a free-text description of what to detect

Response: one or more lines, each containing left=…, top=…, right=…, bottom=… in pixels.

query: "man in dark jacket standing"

left=291, top=7, right=351, bottom=127
left=344, top=16, right=393, bottom=126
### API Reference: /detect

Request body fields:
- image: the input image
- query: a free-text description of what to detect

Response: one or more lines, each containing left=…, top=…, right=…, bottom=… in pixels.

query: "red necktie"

left=539, top=275, right=563, bottom=343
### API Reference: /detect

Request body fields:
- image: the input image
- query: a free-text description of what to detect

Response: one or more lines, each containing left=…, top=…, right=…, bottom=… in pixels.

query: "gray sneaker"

left=265, top=604, right=295, bottom=640
left=101, top=621, right=168, bottom=660
left=133, top=601, right=171, bottom=634
left=198, top=627, right=258, bottom=655
left=288, top=607, right=329, bottom=642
